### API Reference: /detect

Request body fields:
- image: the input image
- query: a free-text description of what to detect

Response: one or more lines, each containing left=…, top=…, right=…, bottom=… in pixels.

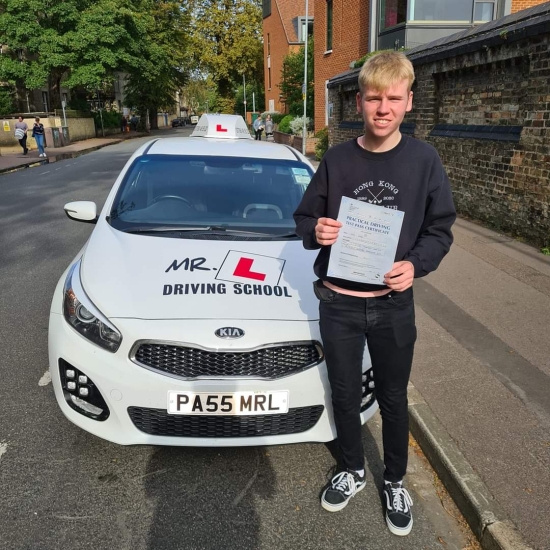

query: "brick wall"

left=313, top=0, right=369, bottom=132
left=511, top=0, right=544, bottom=12
left=263, top=6, right=290, bottom=114
left=327, top=20, right=550, bottom=248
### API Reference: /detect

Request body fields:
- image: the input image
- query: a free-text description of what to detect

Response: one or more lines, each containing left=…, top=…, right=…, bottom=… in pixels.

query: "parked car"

left=48, top=114, right=377, bottom=446
left=171, top=117, right=187, bottom=128
left=190, top=115, right=199, bottom=124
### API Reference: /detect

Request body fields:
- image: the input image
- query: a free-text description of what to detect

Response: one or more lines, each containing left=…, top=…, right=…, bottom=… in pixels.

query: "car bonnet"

left=80, top=223, right=320, bottom=321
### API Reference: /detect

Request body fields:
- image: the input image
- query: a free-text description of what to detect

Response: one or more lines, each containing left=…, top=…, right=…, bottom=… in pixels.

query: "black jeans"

left=255, top=129, right=262, bottom=140
left=19, top=134, right=27, bottom=153
left=316, top=281, right=417, bottom=482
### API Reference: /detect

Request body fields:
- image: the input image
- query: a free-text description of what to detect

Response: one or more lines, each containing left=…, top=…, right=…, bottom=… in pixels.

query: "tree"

left=124, top=0, right=191, bottom=129
left=0, top=87, right=15, bottom=115
left=188, top=0, right=264, bottom=112
left=280, top=36, right=314, bottom=117
left=0, top=0, right=145, bottom=110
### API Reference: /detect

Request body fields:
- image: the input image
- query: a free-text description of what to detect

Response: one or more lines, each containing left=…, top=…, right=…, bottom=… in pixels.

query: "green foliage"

left=235, top=80, right=264, bottom=116
left=541, top=247, right=550, bottom=256
left=0, top=0, right=147, bottom=109
left=279, top=36, right=314, bottom=117
left=188, top=0, right=264, bottom=107
left=93, top=109, right=123, bottom=129
left=315, top=127, right=329, bottom=160
left=123, top=1, right=192, bottom=128
left=278, top=115, right=294, bottom=134
left=0, top=88, right=15, bottom=115
left=271, top=113, right=284, bottom=124
left=68, top=97, right=92, bottom=112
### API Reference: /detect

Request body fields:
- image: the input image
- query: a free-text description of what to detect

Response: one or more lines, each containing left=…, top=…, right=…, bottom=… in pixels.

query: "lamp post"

left=302, top=0, right=309, bottom=156
left=243, top=73, right=247, bottom=122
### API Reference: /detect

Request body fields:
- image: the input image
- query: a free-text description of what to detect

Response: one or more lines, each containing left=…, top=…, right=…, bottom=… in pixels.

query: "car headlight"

left=63, top=260, right=122, bottom=352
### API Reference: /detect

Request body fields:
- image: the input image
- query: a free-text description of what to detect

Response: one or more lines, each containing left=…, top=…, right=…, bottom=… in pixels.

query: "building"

left=312, top=0, right=547, bottom=131
left=262, top=0, right=314, bottom=114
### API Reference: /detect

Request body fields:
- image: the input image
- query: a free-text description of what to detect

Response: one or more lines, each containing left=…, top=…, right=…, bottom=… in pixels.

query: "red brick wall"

left=511, top=0, right=545, bottom=12
left=313, top=0, right=369, bottom=132
left=264, top=9, right=288, bottom=114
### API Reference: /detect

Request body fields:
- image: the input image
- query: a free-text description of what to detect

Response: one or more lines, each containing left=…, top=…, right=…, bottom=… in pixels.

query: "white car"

left=48, top=114, right=377, bottom=446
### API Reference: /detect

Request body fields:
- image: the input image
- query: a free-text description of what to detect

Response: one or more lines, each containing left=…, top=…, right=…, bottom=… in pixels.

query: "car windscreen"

left=108, top=155, right=313, bottom=237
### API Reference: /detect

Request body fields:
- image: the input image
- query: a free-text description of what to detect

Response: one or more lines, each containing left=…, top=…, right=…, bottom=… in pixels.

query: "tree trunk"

left=148, top=106, right=159, bottom=130
left=48, top=72, right=64, bottom=111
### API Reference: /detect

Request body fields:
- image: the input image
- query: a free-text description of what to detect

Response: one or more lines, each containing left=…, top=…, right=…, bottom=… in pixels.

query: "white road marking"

left=40, top=171, right=50, bottom=175
left=0, top=441, right=7, bottom=461
left=38, top=370, right=52, bottom=386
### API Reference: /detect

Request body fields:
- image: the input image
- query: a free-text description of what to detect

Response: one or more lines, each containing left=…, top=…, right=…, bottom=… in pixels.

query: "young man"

left=293, top=51, right=456, bottom=536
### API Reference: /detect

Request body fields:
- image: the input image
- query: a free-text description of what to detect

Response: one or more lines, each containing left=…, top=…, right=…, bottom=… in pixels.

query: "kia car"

left=48, top=114, right=377, bottom=446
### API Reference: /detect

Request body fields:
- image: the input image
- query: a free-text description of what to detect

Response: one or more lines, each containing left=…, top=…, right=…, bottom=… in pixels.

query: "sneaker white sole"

left=321, top=481, right=366, bottom=512
left=386, top=515, right=413, bottom=536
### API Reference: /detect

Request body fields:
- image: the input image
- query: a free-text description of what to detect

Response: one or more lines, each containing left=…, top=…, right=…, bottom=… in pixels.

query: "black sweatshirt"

left=293, top=136, right=457, bottom=291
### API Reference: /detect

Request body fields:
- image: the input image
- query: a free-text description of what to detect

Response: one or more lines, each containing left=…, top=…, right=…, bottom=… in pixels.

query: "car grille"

left=132, top=341, right=323, bottom=380
left=128, top=405, right=324, bottom=438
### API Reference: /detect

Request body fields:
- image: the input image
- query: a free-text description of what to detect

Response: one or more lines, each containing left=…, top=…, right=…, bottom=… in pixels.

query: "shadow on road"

left=144, top=446, right=276, bottom=550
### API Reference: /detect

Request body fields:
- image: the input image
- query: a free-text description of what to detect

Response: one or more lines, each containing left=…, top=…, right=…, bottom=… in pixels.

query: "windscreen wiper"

left=122, top=226, right=280, bottom=236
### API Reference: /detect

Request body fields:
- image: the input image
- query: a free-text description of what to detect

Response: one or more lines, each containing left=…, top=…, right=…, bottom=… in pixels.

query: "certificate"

left=327, top=196, right=404, bottom=285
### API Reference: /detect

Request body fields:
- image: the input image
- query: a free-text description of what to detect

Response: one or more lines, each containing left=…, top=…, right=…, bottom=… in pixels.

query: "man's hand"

left=384, top=261, right=414, bottom=291
left=315, top=217, right=342, bottom=246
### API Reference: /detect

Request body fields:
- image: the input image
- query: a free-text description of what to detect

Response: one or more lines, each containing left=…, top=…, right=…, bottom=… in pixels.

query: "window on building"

left=326, top=0, right=333, bottom=51
left=42, top=91, right=49, bottom=112
left=474, top=1, right=496, bottom=22
left=409, top=0, right=471, bottom=22
left=380, top=0, right=407, bottom=30
left=268, top=67, right=272, bottom=90
left=262, top=0, right=271, bottom=18
left=267, top=33, right=270, bottom=55
left=298, top=16, right=314, bottom=42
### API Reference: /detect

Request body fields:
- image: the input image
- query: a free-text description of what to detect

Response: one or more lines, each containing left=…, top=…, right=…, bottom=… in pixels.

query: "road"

left=0, top=128, right=476, bottom=550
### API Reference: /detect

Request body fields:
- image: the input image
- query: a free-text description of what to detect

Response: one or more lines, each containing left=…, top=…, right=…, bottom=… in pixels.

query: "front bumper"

left=48, top=313, right=377, bottom=446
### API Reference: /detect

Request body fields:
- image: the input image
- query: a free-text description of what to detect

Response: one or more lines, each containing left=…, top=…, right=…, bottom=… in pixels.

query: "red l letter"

left=216, top=124, right=228, bottom=132
left=233, top=258, right=266, bottom=281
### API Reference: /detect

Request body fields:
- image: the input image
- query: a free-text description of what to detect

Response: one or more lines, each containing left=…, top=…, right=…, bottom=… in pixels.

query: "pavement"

left=1, top=134, right=548, bottom=549
left=0, top=130, right=153, bottom=175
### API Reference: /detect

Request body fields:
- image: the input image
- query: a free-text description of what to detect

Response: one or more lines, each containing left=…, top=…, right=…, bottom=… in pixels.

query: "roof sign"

left=191, top=114, right=252, bottom=140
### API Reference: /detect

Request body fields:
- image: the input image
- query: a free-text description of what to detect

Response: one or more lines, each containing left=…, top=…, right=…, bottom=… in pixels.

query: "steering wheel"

left=151, top=195, right=194, bottom=208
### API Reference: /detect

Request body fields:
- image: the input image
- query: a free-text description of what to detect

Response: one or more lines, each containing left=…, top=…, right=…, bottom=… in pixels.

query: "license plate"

left=167, top=390, right=289, bottom=416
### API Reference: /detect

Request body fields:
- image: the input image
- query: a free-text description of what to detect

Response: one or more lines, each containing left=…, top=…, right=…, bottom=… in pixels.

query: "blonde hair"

left=358, top=51, right=415, bottom=94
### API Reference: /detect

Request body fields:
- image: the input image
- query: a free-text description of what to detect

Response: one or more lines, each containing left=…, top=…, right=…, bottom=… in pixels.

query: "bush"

left=93, top=109, right=123, bottom=130
left=278, top=114, right=294, bottom=134
left=315, top=127, right=329, bottom=160
left=289, top=116, right=311, bottom=136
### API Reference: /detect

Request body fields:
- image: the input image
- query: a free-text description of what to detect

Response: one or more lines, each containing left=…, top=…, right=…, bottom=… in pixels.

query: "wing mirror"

left=64, top=201, right=98, bottom=224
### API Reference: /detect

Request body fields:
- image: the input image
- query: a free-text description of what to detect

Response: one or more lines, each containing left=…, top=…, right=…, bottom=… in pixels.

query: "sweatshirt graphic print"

left=293, top=136, right=457, bottom=292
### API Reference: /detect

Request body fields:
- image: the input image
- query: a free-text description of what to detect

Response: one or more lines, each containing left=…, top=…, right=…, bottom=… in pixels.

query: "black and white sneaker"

left=321, top=469, right=366, bottom=512
left=384, top=480, right=413, bottom=536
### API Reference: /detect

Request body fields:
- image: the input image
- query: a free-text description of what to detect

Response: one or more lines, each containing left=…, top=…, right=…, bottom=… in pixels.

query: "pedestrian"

left=264, top=114, right=274, bottom=141
left=121, top=115, right=128, bottom=134
left=32, top=117, right=46, bottom=158
left=293, top=51, right=456, bottom=536
left=253, top=116, right=263, bottom=141
left=130, top=115, right=138, bottom=131
left=14, top=116, right=29, bottom=155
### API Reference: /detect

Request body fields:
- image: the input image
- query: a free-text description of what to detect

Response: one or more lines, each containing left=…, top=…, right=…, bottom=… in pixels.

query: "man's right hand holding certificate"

left=315, top=217, right=343, bottom=246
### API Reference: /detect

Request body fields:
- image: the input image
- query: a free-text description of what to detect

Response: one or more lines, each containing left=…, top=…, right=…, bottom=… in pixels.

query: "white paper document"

left=327, top=197, right=404, bottom=285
